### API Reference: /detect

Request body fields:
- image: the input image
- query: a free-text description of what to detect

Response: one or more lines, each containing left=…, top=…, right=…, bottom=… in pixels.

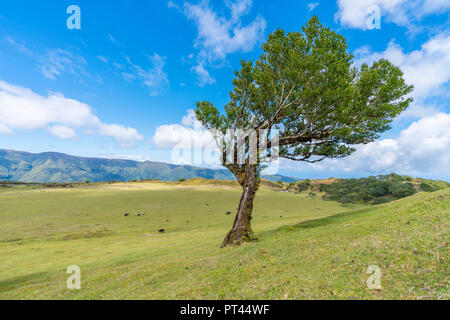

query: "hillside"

left=284, top=174, right=450, bottom=205
left=0, top=149, right=297, bottom=183
left=0, top=181, right=448, bottom=299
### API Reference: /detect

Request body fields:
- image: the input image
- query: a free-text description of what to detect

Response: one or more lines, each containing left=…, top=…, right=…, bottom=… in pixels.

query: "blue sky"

left=0, top=0, right=449, bottom=180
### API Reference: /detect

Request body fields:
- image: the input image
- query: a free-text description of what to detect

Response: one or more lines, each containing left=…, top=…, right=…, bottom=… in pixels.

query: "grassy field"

left=0, top=180, right=448, bottom=299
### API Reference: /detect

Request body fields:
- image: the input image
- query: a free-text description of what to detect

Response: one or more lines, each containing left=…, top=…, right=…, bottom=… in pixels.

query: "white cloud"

left=0, top=81, right=97, bottom=130
left=192, top=62, right=215, bottom=86
left=5, top=37, right=33, bottom=55
left=38, top=49, right=89, bottom=80
left=97, top=55, right=108, bottom=63
left=99, top=124, right=143, bottom=148
left=108, top=34, right=119, bottom=45
left=153, top=109, right=214, bottom=149
left=307, top=2, right=319, bottom=11
left=120, top=53, right=170, bottom=96
left=0, top=81, right=143, bottom=147
left=0, top=123, right=13, bottom=135
left=282, top=33, right=450, bottom=176
left=354, top=33, right=450, bottom=116
left=153, top=123, right=214, bottom=149
left=349, top=113, right=450, bottom=173
left=6, top=37, right=90, bottom=80
left=181, top=109, right=198, bottom=126
left=395, top=103, right=440, bottom=122
left=335, top=0, right=450, bottom=31
left=47, top=125, right=78, bottom=140
left=288, top=113, right=450, bottom=176
left=168, top=1, right=181, bottom=11
left=179, top=0, right=266, bottom=86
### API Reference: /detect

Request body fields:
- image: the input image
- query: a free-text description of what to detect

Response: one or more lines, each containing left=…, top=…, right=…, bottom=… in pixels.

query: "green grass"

left=0, top=181, right=448, bottom=299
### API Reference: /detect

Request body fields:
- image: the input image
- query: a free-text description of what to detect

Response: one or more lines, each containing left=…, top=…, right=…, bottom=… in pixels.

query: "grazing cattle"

left=138, top=214, right=141, bottom=216
left=186, top=219, right=190, bottom=223
left=158, top=229, right=165, bottom=233
left=226, top=211, right=232, bottom=215
left=124, top=213, right=129, bottom=216
left=166, top=219, right=170, bottom=222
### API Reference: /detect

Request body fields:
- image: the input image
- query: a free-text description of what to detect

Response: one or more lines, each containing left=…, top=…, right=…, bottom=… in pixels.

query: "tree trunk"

left=221, top=166, right=258, bottom=247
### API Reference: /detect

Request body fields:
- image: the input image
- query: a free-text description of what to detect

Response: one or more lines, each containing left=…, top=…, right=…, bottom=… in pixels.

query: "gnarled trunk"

left=221, top=165, right=258, bottom=247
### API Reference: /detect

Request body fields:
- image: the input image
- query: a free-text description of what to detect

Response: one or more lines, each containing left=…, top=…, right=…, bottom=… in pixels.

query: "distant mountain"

left=0, top=149, right=298, bottom=183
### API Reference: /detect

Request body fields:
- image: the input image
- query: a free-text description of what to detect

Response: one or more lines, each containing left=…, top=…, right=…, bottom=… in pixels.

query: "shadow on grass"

left=0, top=271, right=51, bottom=291
left=258, top=206, right=377, bottom=239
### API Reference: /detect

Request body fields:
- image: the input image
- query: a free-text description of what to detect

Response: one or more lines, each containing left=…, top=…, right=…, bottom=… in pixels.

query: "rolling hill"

left=0, top=149, right=297, bottom=183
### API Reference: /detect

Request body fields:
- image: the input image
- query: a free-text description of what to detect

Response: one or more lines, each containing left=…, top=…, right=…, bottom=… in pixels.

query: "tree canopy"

left=195, top=16, right=413, bottom=247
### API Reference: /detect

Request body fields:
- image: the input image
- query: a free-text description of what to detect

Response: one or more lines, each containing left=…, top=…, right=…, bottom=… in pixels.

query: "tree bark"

left=221, top=165, right=258, bottom=247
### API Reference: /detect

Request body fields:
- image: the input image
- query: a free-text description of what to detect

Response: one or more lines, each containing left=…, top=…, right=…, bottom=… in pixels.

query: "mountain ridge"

left=0, top=149, right=298, bottom=183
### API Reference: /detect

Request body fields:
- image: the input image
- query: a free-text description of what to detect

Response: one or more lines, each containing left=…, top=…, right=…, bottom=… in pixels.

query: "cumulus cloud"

left=98, top=124, right=143, bottom=148
left=344, top=113, right=450, bottom=174
left=152, top=109, right=219, bottom=166
left=0, top=81, right=143, bottom=147
left=47, top=125, right=78, bottom=140
left=286, top=113, right=450, bottom=177
left=153, top=123, right=210, bottom=148
left=355, top=33, right=450, bottom=99
left=153, top=109, right=450, bottom=177
left=282, top=34, right=450, bottom=177
left=335, top=0, right=450, bottom=31
left=0, top=122, right=13, bottom=135
left=176, top=0, right=266, bottom=86
left=153, top=109, right=214, bottom=149
left=353, top=32, right=450, bottom=134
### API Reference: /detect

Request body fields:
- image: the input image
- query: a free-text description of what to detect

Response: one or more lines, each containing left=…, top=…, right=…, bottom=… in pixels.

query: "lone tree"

left=195, top=17, right=413, bottom=247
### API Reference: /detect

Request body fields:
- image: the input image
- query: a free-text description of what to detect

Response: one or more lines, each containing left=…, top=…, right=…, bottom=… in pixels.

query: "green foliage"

left=419, top=179, right=450, bottom=192
left=297, top=180, right=311, bottom=192
left=178, top=178, right=186, bottom=182
left=388, top=182, right=416, bottom=198
left=321, top=174, right=441, bottom=204
left=372, top=197, right=391, bottom=205
left=322, top=174, right=449, bottom=205
left=287, top=179, right=311, bottom=193
left=196, top=16, right=413, bottom=170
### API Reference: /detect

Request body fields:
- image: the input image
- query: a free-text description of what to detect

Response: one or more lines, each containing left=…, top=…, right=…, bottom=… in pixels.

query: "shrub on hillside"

left=388, top=182, right=416, bottom=198
left=321, top=174, right=424, bottom=204
left=372, top=197, right=390, bottom=205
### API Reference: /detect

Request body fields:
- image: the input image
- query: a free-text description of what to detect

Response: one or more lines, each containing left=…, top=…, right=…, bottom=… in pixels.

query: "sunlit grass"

left=0, top=181, right=448, bottom=299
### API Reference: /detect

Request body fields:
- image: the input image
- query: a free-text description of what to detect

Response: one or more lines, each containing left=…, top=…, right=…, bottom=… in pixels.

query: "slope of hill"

left=284, top=174, right=450, bottom=205
left=0, top=149, right=297, bottom=183
left=0, top=181, right=448, bottom=299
